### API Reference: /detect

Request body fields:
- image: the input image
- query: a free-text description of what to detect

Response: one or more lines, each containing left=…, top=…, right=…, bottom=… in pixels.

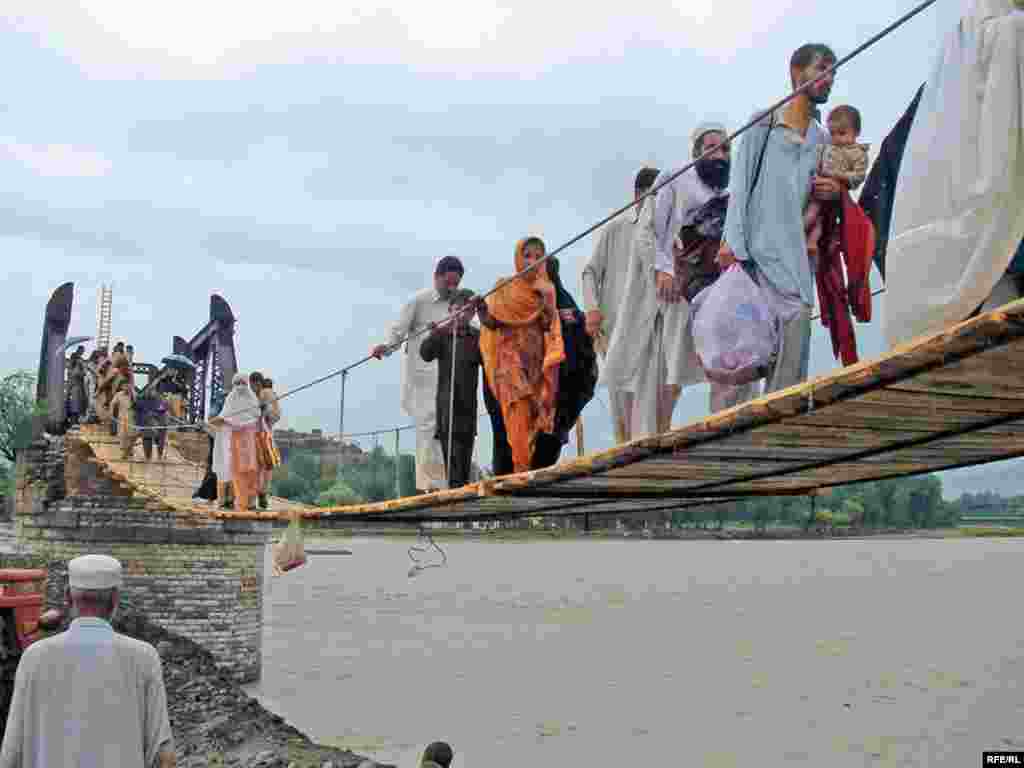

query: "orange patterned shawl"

left=480, top=239, right=566, bottom=469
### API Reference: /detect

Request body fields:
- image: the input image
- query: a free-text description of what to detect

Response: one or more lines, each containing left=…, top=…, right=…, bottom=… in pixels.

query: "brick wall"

left=13, top=434, right=271, bottom=683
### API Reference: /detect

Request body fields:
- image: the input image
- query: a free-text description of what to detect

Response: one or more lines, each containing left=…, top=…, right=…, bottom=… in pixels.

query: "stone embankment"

left=113, top=605, right=389, bottom=768
left=0, top=575, right=388, bottom=768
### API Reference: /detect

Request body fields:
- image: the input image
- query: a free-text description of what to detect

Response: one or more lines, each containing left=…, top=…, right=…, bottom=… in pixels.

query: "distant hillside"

left=937, top=458, right=1024, bottom=500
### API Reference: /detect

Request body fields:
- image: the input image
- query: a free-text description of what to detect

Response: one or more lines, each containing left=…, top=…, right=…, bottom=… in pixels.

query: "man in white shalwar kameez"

left=601, top=124, right=732, bottom=439
left=582, top=167, right=660, bottom=443
left=886, top=0, right=1024, bottom=347
left=0, top=555, right=175, bottom=768
left=372, top=256, right=465, bottom=492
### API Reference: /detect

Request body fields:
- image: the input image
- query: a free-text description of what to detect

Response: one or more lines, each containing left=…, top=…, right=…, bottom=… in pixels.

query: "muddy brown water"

left=245, top=537, right=1024, bottom=767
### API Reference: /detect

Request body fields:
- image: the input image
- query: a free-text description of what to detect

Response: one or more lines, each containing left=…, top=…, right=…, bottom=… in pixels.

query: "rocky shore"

left=0, top=560, right=388, bottom=768
left=111, top=605, right=391, bottom=768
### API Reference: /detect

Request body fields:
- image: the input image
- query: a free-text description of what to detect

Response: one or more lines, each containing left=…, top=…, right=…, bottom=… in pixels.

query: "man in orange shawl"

left=477, top=237, right=566, bottom=473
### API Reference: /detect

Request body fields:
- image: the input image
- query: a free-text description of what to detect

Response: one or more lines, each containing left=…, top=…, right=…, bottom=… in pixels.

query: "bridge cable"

left=215, top=0, right=934, bottom=426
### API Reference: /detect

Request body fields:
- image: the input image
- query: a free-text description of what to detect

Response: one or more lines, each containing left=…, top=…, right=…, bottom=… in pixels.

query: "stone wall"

left=13, top=434, right=271, bottom=683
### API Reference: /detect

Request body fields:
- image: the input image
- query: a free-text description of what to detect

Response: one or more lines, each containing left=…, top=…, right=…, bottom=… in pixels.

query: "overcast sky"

left=2, top=0, right=1016, bottom=498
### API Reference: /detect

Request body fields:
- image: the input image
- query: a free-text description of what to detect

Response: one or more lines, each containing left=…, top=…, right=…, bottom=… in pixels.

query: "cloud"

left=0, top=138, right=112, bottom=177
left=9, top=0, right=799, bottom=80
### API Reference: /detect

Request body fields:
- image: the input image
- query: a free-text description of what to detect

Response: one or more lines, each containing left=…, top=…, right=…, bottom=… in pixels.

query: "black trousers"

left=439, top=434, right=475, bottom=489
left=483, top=381, right=514, bottom=476
left=531, top=432, right=563, bottom=470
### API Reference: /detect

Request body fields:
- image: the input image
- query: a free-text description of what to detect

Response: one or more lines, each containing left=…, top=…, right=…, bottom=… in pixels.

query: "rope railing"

left=102, top=0, right=930, bottom=478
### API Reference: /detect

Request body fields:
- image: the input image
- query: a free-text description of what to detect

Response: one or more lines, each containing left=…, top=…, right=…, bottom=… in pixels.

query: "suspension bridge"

left=63, top=296, right=1024, bottom=526
left=31, top=0, right=1024, bottom=528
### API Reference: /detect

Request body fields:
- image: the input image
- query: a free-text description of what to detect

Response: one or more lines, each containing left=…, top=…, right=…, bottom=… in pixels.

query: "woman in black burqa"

left=193, top=393, right=226, bottom=502
left=530, top=256, right=598, bottom=469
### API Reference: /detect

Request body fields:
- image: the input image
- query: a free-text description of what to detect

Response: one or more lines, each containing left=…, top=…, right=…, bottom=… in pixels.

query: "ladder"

left=96, top=284, right=113, bottom=351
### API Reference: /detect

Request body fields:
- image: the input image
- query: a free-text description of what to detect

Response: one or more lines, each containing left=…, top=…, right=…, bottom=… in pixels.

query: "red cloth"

left=842, top=192, right=875, bottom=322
left=814, top=189, right=876, bottom=367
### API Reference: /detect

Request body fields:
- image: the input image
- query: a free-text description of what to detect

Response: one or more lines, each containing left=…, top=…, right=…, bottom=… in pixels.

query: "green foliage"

left=316, top=479, right=363, bottom=507
left=0, top=371, right=38, bottom=463
left=1, top=464, right=11, bottom=511
left=659, top=474, right=958, bottom=534
left=271, top=469, right=316, bottom=505
left=270, top=445, right=416, bottom=505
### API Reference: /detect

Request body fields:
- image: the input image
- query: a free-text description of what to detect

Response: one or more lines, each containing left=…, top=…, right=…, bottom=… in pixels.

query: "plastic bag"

left=271, top=514, right=306, bottom=576
left=691, top=263, right=778, bottom=386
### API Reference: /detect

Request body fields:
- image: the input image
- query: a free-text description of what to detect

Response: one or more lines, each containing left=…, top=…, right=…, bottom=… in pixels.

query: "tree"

left=270, top=469, right=315, bottom=504
left=842, top=499, right=865, bottom=529
left=316, top=479, right=364, bottom=507
left=0, top=371, right=37, bottom=463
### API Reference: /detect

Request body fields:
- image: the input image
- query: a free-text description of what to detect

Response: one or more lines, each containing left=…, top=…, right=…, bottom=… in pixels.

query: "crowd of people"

left=65, top=340, right=186, bottom=461
left=64, top=340, right=285, bottom=511
left=374, top=12, right=1024, bottom=484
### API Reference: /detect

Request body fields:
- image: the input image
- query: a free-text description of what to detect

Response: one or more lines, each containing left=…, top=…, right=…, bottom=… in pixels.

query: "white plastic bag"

left=271, top=513, right=306, bottom=576
left=691, top=263, right=778, bottom=386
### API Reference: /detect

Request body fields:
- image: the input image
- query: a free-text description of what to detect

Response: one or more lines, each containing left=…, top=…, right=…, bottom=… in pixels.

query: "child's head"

left=827, top=105, right=861, bottom=146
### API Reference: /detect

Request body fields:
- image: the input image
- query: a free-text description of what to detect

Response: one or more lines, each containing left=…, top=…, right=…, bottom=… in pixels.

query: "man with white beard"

left=601, top=124, right=731, bottom=439
left=581, top=167, right=659, bottom=443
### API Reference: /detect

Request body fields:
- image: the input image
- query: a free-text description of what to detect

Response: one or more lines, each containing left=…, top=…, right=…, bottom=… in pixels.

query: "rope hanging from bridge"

left=209, top=0, right=937, bottom=430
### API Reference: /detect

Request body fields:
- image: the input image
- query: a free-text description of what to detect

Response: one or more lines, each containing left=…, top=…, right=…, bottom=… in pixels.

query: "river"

left=245, top=536, right=1024, bottom=767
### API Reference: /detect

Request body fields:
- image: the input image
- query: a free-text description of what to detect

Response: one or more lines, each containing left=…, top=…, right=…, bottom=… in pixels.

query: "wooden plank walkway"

left=75, top=425, right=309, bottom=519
left=311, top=298, right=1024, bottom=522
left=74, top=298, right=1024, bottom=524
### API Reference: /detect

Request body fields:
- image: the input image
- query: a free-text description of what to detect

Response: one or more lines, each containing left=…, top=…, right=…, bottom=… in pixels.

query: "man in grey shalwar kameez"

left=372, top=257, right=465, bottom=492
left=601, top=124, right=733, bottom=439
left=582, top=167, right=659, bottom=444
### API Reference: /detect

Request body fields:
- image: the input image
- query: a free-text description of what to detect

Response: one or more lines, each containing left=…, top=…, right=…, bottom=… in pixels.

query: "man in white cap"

left=582, top=167, right=660, bottom=443
left=0, top=555, right=175, bottom=768
left=370, top=256, right=465, bottom=492
left=601, top=123, right=732, bottom=437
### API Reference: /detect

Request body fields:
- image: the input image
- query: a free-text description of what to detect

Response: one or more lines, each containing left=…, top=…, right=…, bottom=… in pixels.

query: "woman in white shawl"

left=885, top=0, right=1024, bottom=347
left=210, top=374, right=263, bottom=512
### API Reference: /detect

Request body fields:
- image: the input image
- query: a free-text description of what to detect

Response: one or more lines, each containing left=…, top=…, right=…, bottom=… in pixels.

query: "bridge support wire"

left=394, top=428, right=401, bottom=499
left=209, top=0, right=939, bottom=435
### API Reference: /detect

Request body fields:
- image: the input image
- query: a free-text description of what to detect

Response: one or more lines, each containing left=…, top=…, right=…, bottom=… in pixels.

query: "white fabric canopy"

left=885, top=0, right=1024, bottom=347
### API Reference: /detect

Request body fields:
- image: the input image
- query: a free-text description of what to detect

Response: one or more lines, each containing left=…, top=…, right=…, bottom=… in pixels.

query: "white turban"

left=691, top=121, right=729, bottom=156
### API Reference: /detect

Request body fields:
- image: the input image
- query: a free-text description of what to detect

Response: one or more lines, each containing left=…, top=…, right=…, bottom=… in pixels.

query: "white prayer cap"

left=231, top=373, right=247, bottom=387
left=690, top=121, right=729, bottom=150
left=68, top=554, right=122, bottom=590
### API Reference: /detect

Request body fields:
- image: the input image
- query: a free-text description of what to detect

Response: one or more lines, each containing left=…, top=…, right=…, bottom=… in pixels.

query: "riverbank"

left=0, top=547, right=386, bottom=768
left=114, top=605, right=388, bottom=768
left=295, top=523, right=1017, bottom=543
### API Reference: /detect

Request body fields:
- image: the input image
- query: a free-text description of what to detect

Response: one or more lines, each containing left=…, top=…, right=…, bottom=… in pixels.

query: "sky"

left=2, top=0, right=1017, bottom=499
